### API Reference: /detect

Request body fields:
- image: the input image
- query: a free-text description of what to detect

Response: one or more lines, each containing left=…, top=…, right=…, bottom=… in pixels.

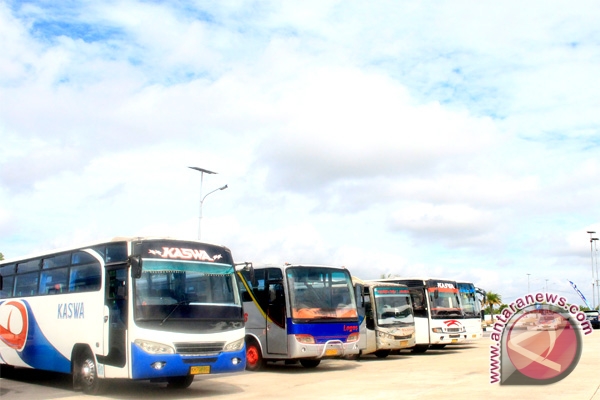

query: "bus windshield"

left=428, top=288, right=462, bottom=319
left=287, top=267, right=357, bottom=320
left=373, top=287, right=414, bottom=327
left=458, top=283, right=481, bottom=318
left=134, top=259, right=243, bottom=332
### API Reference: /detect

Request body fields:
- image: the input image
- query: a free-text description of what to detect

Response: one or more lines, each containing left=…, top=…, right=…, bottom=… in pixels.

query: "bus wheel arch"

left=72, top=345, right=105, bottom=395
left=374, top=350, right=390, bottom=358
left=299, top=359, right=320, bottom=368
left=411, top=344, right=429, bottom=354
left=245, top=336, right=265, bottom=371
left=166, top=375, right=194, bottom=389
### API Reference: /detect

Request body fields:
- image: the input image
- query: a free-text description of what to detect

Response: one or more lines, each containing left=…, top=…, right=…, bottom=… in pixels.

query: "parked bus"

left=376, top=277, right=467, bottom=353
left=0, top=237, right=246, bottom=394
left=353, top=279, right=415, bottom=358
left=238, top=264, right=360, bottom=370
left=456, top=281, right=484, bottom=341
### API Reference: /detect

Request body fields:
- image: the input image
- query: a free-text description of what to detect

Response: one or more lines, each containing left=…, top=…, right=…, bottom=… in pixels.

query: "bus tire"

left=245, top=339, right=265, bottom=371
left=166, top=375, right=194, bottom=389
left=411, top=345, right=429, bottom=354
left=374, top=350, right=390, bottom=358
left=299, top=359, right=320, bottom=368
left=74, top=348, right=105, bottom=395
left=430, top=344, right=446, bottom=349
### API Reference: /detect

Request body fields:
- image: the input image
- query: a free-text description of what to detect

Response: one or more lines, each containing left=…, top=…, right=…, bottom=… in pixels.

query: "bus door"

left=100, top=265, right=127, bottom=368
left=355, top=283, right=367, bottom=352
left=410, top=288, right=431, bottom=345
left=266, top=277, right=287, bottom=355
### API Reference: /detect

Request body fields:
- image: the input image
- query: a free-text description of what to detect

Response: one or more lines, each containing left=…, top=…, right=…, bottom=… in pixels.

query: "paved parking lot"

left=1, top=331, right=599, bottom=399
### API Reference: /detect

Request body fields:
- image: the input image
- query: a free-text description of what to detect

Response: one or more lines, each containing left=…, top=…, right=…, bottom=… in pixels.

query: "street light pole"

left=199, top=184, right=228, bottom=240
left=592, top=238, right=600, bottom=307
left=189, top=166, right=217, bottom=240
left=587, top=231, right=597, bottom=309
left=527, top=273, right=531, bottom=293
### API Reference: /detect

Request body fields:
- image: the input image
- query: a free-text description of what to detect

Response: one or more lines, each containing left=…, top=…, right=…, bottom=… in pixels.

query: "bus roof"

left=0, top=236, right=230, bottom=265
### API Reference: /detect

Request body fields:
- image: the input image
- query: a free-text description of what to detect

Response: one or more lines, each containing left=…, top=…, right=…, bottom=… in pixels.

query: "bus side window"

left=40, top=267, right=68, bottom=295
left=69, top=264, right=101, bottom=292
left=15, top=272, right=39, bottom=296
left=0, top=264, right=16, bottom=298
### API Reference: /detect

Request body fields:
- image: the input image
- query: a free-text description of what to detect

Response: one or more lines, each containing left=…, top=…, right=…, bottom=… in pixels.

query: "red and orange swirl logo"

left=0, top=300, right=29, bottom=351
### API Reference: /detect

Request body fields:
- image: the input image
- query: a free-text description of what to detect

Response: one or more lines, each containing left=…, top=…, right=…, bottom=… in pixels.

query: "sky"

left=1, top=1, right=600, bottom=307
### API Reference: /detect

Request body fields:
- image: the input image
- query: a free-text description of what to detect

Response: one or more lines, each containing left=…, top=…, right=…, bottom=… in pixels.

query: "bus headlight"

left=347, top=333, right=359, bottom=343
left=223, top=338, right=245, bottom=352
left=432, top=328, right=443, bottom=333
left=376, top=331, right=394, bottom=340
left=134, top=339, right=175, bottom=354
left=295, top=334, right=316, bottom=344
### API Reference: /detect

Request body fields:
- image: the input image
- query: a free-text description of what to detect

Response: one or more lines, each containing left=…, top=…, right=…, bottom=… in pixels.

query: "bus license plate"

left=325, top=349, right=340, bottom=356
left=451, top=339, right=458, bottom=343
left=190, top=366, right=210, bottom=375
left=400, top=340, right=408, bottom=347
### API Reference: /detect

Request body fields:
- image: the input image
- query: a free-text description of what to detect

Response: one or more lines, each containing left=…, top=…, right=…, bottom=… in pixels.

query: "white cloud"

left=1, top=1, right=600, bottom=306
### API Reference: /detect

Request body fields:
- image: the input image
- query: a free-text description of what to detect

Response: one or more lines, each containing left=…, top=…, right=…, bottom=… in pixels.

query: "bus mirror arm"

left=235, top=261, right=253, bottom=272
left=130, top=256, right=142, bottom=279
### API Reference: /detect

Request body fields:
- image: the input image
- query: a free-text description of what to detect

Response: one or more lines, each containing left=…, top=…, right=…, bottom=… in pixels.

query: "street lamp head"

left=220, top=184, right=228, bottom=190
left=189, top=166, right=217, bottom=174
left=588, top=231, right=596, bottom=234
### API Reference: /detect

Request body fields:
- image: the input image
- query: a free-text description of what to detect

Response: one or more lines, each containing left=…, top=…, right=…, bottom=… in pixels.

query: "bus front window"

left=428, top=290, right=462, bottom=318
left=374, top=288, right=414, bottom=327
left=134, top=259, right=243, bottom=332
left=287, top=267, right=357, bottom=320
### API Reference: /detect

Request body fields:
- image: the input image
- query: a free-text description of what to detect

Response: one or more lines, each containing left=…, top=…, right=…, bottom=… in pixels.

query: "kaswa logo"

left=0, top=300, right=29, bottom=351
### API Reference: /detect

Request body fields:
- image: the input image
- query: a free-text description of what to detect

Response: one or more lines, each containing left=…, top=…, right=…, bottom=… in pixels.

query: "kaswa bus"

left=456, top=281, right=484, bottom=342
left=353, top=278, right=415, bottom=358
left=238, top=264, right=360, bottom=370
left=0, top=237, right=246, bottom=394
left=376, top=277, right=467, bottom=353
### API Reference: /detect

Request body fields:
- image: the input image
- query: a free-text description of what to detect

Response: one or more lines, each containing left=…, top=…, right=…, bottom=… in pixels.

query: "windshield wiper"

left=160, top=301, right=189, bottom=325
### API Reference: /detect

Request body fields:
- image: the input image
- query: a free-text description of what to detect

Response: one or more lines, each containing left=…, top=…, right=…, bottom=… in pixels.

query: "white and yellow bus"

left=354, top=279, right=415, bottom=358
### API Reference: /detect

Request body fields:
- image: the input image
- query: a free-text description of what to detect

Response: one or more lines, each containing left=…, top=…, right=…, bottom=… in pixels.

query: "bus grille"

left=447, top=328, right=462, bottom=333
left=174, top=342, right=225, bottom=355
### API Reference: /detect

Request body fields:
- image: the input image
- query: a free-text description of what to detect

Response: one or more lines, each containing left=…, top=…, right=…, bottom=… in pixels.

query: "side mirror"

left=130, top=256, right=142, bottom=279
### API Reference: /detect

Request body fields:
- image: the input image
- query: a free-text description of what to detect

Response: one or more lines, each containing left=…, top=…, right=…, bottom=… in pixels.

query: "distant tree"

left=380, top=273, right=399, bottom=279
left=0, top=252, right=3, bottom=261
left=483, top=291, right=503, bottom=318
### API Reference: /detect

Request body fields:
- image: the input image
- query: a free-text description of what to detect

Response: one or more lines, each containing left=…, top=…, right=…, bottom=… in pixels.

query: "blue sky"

left=1, top=1, right=600, bottom=306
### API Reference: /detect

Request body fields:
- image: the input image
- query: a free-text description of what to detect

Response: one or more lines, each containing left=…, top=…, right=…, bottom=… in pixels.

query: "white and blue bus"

left=238, top=264, right=360, bottom=370
left=376, top=277, right=468, bottom=353
left=0, top=237, right=246, bottom=394
left=456, top=281, right=484, bottom=342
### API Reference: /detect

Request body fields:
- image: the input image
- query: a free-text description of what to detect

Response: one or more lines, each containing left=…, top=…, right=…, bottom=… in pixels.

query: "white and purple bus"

left=0, top=237, right=246, bottom=394
left=238, top=264, right=360, bottom=370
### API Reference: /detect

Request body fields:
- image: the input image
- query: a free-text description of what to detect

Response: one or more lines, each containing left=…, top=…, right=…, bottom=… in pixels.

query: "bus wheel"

left=299, top=359, right=320, bottom=368
left=245, top=339, right=265, bottom=371
left=411, top=345, right=428, bottom=354
left=374, top=350, right=391, bottom=358
left=430, top=344, right=446, bottom=349
left=166, top=375, right=194, bottom=389
left=74, top=349, right=104, bottom=395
